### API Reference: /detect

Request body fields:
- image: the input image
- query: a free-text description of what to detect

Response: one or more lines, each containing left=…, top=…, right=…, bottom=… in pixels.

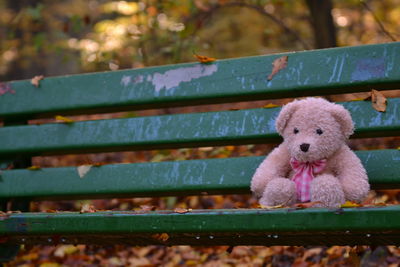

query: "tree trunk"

left=305, top=0, right=337, bottom=48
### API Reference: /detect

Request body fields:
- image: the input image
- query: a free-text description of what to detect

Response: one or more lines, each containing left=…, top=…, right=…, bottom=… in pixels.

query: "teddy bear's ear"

left=329, top=104, right=355, bottom=139
left=275, top=100, right=299, bottom=136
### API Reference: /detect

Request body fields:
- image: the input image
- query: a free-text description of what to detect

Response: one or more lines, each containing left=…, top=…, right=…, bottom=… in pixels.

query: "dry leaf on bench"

left=31, top=75, right=44, bottom=87
left=77, top=165, right=92, bottom=178
left=55, top=115, right=74, bottom=124
left=263, top=103, right=279, bottom=109
left=152, top=233, right=169, bottom=242
left=267, top=56, right=288, bottom=81
left=193, top=54, right=216, bottom=64
left=293, top=201, right=321, bottom=209
left=27, top=166, right=41, bottom=170
left=174, top=207, right=191, bottom=214
left=259, top=204, right=285, bottom=209
left=80, top=204, right=96, bottom=213
left=371, top=89, right=387, bottom=112
left=341, top=201, right=362, bottom=208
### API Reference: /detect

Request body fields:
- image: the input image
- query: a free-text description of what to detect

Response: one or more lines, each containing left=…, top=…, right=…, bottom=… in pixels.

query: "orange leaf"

left=174, top=207, right=190, bottom=214
left=293, top=201, right=321, bottom=209
left=267, top=56, right=288, bottom=81
left=55, top=115, right=74, bottom=124
left=193, top=54, right=216, bottom=64
left=31, top=75, right=44, bottom=87
left=27, top=166, right=41, bottom=170
left=46, top=209, right=58, bottom=213
left=152, top=233, right=169, bottom=242
left=371, top=89, right=387, bottom=112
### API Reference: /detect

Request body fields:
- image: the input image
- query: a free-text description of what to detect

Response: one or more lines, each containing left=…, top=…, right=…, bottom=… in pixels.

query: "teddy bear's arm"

left=250, top=143, right=291, bottom=198
left=335, top=146, right=370, bottom=203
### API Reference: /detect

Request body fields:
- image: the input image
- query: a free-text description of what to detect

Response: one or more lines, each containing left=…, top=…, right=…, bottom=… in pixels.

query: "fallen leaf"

left=77, top=165, right=92, bottom=178
left=80, top=204, right=96, bottom=213
left=262, top=103, right=279, bottom=108
left=349, top=247, right=361, bottom=267
left=293, top=201, right=322, bottom=209
left=341, top=201, right=362, bottom=208
left=93, top=162, right=107, bottom=167
left=46, top=209, right=58, bottom=213
left=259, top=204, right=285, bottom=209
left=193, top=53, right=216, bottom=64
left=55, top=115, right=74, bottom=124
left=370, top=89, right=387, bottom=112
left=27, top=166, right=41, bottom=170
left=140, top=205, right=156, bottom=211
left=31, top=75, right=44, bottom=87
left=152, top=233, right=169, bottom=242
left=267, top=55, right=288, bottom=81
left=174, top=207, right=189, bottom=214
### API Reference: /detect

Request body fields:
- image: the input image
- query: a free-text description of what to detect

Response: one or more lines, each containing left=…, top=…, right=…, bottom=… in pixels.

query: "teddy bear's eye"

left=293, top=128, right=299, bottom=134
left=316, top=128, right=323, bottom=135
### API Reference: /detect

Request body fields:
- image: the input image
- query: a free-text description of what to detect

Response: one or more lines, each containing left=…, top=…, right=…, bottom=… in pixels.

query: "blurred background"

left=1, top=0, right=400, bottom=266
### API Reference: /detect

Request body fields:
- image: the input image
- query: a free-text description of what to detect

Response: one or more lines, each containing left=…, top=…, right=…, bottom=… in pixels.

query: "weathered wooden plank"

left=0, top=150, right=398, bottom=200
left=1, top=43, right=400, bottom=120
left=0, top=98, right=399, bottom=156
left=1, top=206, right=400, bottom=245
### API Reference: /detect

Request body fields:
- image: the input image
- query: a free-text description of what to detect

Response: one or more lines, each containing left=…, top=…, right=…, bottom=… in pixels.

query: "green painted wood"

left=0, top=98, right=399, bottom=156
left=0, top=150, right=398, bottom=200
left=1, top=206, right=400, bottom=245
left=1, top=43, right=400, bottom=120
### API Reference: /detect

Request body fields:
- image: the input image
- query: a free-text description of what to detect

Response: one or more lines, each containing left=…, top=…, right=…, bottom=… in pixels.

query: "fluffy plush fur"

left=251, top=97, right=370, bottom=208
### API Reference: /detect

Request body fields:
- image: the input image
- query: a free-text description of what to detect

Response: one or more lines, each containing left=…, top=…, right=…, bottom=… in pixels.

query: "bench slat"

left=1, top=206, right=400, bottom=245
left=1, top=43, right=400, bottom=120
left=0, top=150, right=398, bottom=200
left=0, top=98, right=399, bottom=156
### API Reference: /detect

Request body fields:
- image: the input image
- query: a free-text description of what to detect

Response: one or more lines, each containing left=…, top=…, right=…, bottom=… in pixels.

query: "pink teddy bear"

left=251, top=97, right=370, bottom=208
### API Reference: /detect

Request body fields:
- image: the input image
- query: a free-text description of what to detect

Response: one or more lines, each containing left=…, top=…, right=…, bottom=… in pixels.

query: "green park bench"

left=0, top=42, right=400, bottom=262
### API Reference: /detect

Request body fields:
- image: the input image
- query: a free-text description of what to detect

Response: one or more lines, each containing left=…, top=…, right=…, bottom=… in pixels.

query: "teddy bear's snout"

left=300, top=143, right=310, bottom=152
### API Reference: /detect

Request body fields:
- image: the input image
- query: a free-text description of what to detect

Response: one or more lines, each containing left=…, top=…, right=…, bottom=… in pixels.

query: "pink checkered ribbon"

left=290, top=158, right=327, bottom=202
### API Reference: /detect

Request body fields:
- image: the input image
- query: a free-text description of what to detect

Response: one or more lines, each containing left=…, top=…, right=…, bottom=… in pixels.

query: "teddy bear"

left=250, top=97, right=370, bottom=208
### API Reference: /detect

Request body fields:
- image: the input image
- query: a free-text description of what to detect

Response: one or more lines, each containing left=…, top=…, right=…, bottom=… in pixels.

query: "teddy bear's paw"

left=310, top=174, right=345, bottom=208
left=260, top=178, right=296, bottom=206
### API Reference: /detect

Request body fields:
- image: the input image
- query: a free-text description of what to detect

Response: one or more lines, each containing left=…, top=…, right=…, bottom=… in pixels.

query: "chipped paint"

left=147, top=64, right=218, bottom=92
left=0, top=83, right=15, bottom=96
left=120, top=75, right=132, bottom=86
left=351, top=57, right=385, bottom=81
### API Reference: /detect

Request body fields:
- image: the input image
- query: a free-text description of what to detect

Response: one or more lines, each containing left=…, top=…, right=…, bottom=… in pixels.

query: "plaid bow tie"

left=290, top=158, right=327, bottom=202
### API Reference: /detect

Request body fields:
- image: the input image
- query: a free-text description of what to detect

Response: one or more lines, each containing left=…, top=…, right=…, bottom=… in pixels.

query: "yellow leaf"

left=267, top=56, right=288, bottom=81
left=262, top=103, right=279, bottom=108
left=31, top=75, right=44, bottom=87
left=371, top=89, right=387, bottom=112
left=27, top=166, right=41, bottom=170
left=55, top=115, right=74, bottom=124
left=77, top=165, right=92, bottom=178
left=193, top=53, right=216, bottom=64
left=259, top=204, right=285, bottom=209
left=341, top=201, right=361, bottom=208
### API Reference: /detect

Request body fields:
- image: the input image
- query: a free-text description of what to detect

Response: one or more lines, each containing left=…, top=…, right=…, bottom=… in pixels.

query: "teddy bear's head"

left=275, top=97, right=354, bottom=162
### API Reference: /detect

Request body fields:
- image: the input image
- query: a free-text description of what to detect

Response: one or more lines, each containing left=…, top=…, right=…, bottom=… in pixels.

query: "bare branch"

left=185, top=2, right=311, bottom=50
left=360, top=1, right=397, bottom=42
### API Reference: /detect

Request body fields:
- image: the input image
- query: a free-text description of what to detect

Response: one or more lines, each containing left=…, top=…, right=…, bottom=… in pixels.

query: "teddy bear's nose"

left=300, top=143, right=310, bottom=152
